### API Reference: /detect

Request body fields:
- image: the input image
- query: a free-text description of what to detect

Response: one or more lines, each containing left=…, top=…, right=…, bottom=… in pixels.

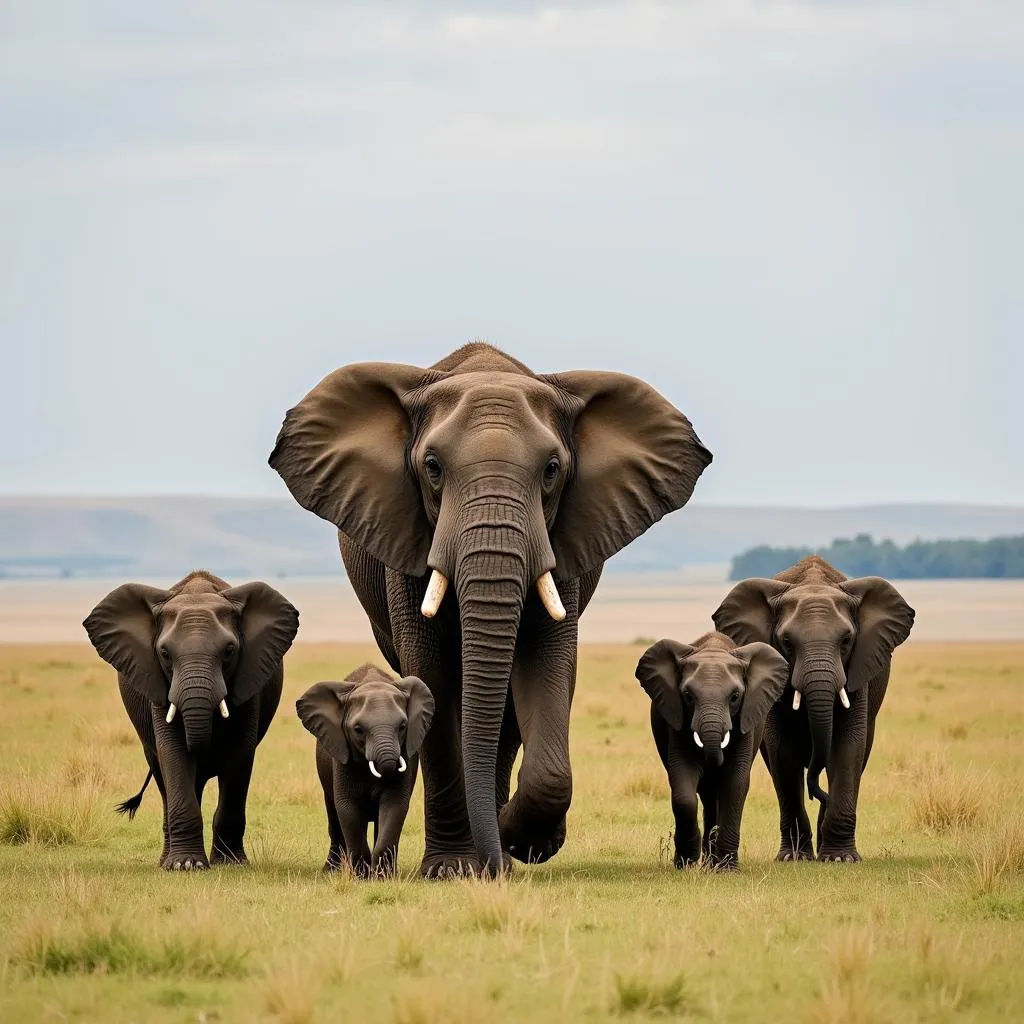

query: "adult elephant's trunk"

left=798, top=651, right=842, bottom=804
left=457, top=548, right=526, bottom=877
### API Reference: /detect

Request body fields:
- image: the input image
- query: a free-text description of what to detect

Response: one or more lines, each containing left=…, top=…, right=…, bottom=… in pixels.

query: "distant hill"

left=2, top=496, right=1024, bottom=579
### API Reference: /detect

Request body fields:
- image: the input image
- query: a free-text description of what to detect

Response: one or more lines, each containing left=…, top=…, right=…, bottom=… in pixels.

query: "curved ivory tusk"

left=792, top=690, right=801, bottom=711
left=693, top=731, right=704, bottom=749
left=839, top=687, right=850, bottom=709
left=166, top=703, right=177, bottom=724
left=721, top=730, right=730, bottom=750
left=420, top=570, right=449, bottom=618
left=398, top=756, right=407, bottom=773
left=536, top=571, right=566, bottom=621
left=219, top=700, right=230, bottom=719
left=369, top=760, right=382, bottom=779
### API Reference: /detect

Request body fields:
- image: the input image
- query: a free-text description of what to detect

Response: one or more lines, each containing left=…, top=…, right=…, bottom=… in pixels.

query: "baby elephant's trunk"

left=693, top=712, right=730, bottom=770
left=367, top=728, right=404, bottom=779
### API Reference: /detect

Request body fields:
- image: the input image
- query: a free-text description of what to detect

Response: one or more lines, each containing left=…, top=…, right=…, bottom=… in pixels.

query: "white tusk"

left=839, top=687, right=850, bottom=709
left=721, top=730, right=730, bottom=750
left=792, top=690, right=801, bottom=711
left=166, top=703, right=177, bottom=724
left=219, top=700, right=229, bottom=719
left=536, top=571, right=566, bottom=621
left=693, top=731, right=704, bottom=749
left=420, top=570, right=449, bottom=618
left=369, top=760, right=382, bottom=779
left=398, top=756, right=407, bottom=773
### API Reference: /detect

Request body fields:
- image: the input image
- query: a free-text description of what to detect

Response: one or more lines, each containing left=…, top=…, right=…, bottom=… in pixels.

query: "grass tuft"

left=805, top=928, right=885, bottom=1024
left=620, top=771, right=665, bottom=799
left=262, top=957, right=321, bottom=1023
left=0, top=777, right=107, bottom=847
left=612, top=969, right=690, bottom=1016
left=13, top=918, right=249, bottom=978
left=62, top=748, right=110, bottom=789
left=910, top=763, right=986, bottom=835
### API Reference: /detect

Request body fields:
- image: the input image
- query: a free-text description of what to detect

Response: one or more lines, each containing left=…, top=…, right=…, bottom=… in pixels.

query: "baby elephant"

left=297, top=663, right=434, bottom=877
left=83, top=570, right=299, bottom=870
left=637, top=632, right=789, bottom=869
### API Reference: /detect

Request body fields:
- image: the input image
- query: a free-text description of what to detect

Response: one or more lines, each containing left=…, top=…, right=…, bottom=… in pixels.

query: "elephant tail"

left=114, top=769, right=154, bottom=821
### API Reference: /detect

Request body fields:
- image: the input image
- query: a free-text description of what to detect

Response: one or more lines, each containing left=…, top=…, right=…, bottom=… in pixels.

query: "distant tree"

left=728, top=535, right=1024, bottom=580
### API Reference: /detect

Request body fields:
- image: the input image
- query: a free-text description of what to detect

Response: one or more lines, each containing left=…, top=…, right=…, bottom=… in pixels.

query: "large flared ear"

left=635, top=639, right=694, bottom=730
left=295, top=681, right=358, bottom=764
left=269, top=362, right=439, bottom=576
left=395, top=676, right=435, bottom=756
left=540, top=371, right=712, bottom=580
left=841, top=577, right=915, bottom=694
left=223, top=582, right=300, bottom=705
left=713, top=579, right=791, bottom=646
left=732, top=642, right=790, bottom=734
left=82, top=584, right=170, bottom=704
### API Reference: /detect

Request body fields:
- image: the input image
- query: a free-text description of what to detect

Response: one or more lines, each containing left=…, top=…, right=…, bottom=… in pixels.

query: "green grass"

left=0, top=641, right=1022, bottom=1021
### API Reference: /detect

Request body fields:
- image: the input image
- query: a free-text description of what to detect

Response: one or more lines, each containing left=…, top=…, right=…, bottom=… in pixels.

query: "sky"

left=2, top=1, right=1022, bottom=507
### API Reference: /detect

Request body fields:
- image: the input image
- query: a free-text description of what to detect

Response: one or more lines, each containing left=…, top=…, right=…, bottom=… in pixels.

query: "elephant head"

left=636, top=634, right=789, bottom=768
left=713, top=565, right=914, bottom=803
left=84, top=578, right=299, bottom=754
left=270, top=345, right=711, bottom=873
left=296, top=671, right=435, bottom=778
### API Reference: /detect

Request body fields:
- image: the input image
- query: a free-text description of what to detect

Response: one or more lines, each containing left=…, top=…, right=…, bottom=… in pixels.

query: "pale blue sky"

left=2, top=2, right=1021, bottom=506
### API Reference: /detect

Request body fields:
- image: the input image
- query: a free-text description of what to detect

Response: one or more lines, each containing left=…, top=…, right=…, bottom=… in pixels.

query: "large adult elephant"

left=270, top=343, right=711, bottom=876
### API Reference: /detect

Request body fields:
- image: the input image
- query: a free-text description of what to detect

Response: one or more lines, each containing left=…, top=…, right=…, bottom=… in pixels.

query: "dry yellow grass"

left=0, top=641, right=1022, bottom=1022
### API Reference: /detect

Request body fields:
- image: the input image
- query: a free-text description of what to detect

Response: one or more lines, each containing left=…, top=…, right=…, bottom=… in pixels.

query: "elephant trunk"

left=458, top=547, right=525, bottom=877
left=693, top=708, right=729, bottom=770
left=169, top=659, right=227, bottom=755
left=799, top=654, right=842, bottom=804
left=367, top=727, right=402, bottom=778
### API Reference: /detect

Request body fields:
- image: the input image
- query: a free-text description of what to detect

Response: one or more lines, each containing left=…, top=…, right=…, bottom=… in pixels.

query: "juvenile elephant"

left=713, top=555, right=914, bottom=862
left=637, top=632, right=789, bottom=869
left=83, top=570, right=299, bottom=870
left=270, top=342, right=712, bottom=876
left=297, top=663, right=434, bottom=877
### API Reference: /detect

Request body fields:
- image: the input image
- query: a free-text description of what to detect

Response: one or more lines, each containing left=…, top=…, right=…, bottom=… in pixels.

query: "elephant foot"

left=818, top=847, right=861, bottom=863
left=210, top=842, right=247, bottom=866
left=709, top=853, right=739, bottom=872
left=776, top=842, right=815, bottom=862
left=501, top=813, right=567, bottom=865
left=674, top=853, right=700, bottom=869
left=322, top=846, right=345, bottom=872
left=420, top=850, right=510, bottom=879
left=161, top=851, right=210, bottom=872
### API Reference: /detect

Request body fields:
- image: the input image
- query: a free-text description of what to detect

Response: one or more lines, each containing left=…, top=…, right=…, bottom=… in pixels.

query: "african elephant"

left=270, top=342, right=711, bottom=876
left=83, top=570, right=299, bottom=870
left=296, top=663, right=435, bottom=877
left=636, top=632, right=789, bottom=869
left=713, top=555, right=914, bottom=862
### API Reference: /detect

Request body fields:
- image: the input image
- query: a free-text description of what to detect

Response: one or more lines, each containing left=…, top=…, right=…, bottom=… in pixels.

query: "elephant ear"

left=841, top=577, right=915, bottom=694
left=82, top=584, right=170, bottom=704
left=541, top=371, right=712, bottom=580
left=732, top=642, right=790, bottom=734
left=223, top=582, right=300, bottom=705
left=269, top=362, right=439, bottom=576
left=635, top=639, right=694, bottom=730
left=713, top=579, right=791, bottom=646
left=395, top=675, right=435, bottom=757
left=295, top=680, right=358, bottom=764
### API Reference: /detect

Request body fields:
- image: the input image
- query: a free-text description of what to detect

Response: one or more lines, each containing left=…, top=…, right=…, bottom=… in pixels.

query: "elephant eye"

left=223, top=643, right=236, bottom=661
left=398, top=721, right=407, bottom=734
left=779, top=634, right=794, bottom=656
left=730, top=689, right=743, bottom=707
left=423, top=453, right=443, bottom=488
left=352, top=723, right=365, bottom=736
left=159, top=647, right=171, bottom=661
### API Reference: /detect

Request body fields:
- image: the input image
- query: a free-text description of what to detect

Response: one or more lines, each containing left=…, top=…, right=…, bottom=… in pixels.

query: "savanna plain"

left=1, top=635, right=1022, bottom=1022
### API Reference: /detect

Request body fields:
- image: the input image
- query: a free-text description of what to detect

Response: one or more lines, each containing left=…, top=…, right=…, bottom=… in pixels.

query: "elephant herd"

left=83, top=342, right=915, bottom=876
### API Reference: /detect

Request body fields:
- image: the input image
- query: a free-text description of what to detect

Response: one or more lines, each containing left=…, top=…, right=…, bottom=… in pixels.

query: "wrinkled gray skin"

left=714, top=556, right=914, bottom=862
left=296, top=663, right=435, bottom=877
left=83, top=571, right=299, bottom=870
left=270, top=343, right=711, bottom=876
left=637, top=632, right=789, bottom=869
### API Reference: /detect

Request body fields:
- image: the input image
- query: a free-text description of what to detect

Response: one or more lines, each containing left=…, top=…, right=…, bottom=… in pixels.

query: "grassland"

left=0, top=642, right=1022, bottom=1022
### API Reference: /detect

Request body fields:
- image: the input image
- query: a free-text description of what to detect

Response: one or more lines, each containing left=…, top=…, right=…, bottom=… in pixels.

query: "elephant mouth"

left=419, top=569, right=565, bottom=622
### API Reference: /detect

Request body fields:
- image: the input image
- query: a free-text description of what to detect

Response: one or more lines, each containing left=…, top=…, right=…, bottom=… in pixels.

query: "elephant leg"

left=764, top=724, right=814, bottom=861
left=818, top=691, right=868, bottom=863
left=316, top=746, right=345, bottom=871
left=371, top=772, right=417, bottom=878
left=153, top=717, right=208, bottom=871
left=499, top=584, right=579, bottom=864
left=711, top=743, right=755, bottom=870
left=697, top=775, right=718, bottom=861
left=669, top=761, right=702, bottom=868
left=211, top=753, right=254, bottom=865
left=336, top=801, right=372, bottom=878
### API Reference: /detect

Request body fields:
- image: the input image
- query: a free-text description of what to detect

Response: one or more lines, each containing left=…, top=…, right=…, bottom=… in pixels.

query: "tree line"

left=729, top=534, right=1024, bottom=581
